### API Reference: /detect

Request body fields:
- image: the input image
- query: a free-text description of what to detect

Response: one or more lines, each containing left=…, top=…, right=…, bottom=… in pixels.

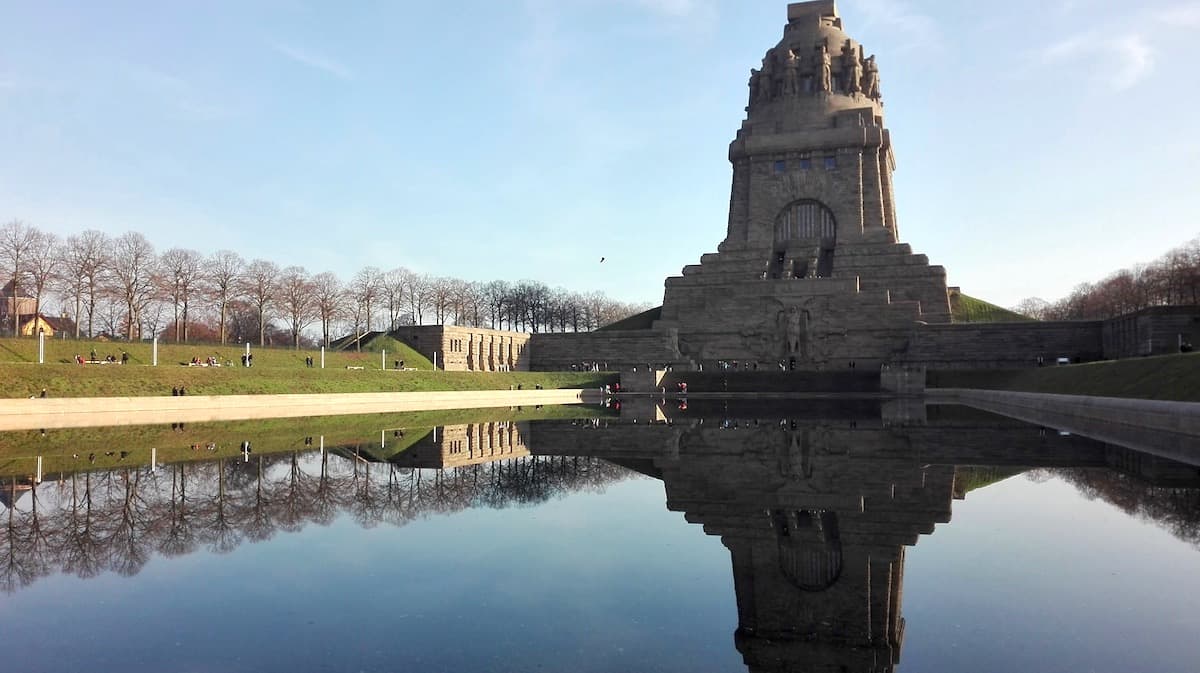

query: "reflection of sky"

left=4, top=466, right=1200, bottom=672
left=904, top=474, right=1200, bottom=673
left=0, top=476, right=742, bottom=673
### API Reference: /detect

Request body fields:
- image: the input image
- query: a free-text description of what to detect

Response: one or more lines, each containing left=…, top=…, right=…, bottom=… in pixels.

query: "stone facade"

left=390, top=325, right=531, bottom=371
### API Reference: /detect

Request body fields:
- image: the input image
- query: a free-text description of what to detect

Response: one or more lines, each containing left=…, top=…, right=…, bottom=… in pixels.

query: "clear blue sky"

left=2, top=0, right=1197, bottom=308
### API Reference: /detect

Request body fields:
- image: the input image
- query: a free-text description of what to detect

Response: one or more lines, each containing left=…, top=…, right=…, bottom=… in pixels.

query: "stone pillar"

left=861, top=147, right=886, bottom=231
left=725, top=160, right=752, bottom=245
left=880, top=146, right=898, bottom=236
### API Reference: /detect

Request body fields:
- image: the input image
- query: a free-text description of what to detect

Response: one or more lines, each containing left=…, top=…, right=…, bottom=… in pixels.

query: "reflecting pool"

left=1, top=401, right=1198, bottom=672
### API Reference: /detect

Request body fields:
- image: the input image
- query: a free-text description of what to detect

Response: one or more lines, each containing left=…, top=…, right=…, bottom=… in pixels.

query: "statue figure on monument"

left=862, top=55, right=880, bottom=100
left=755, top=66, right=773, bottom=103
left=780, top=305, right=811, bottom=359
left=748, top=68, right=761, bottom=107
left=815, top=44, right=832, bottom=93
left=842, top=40, right=862, bottom=95
left=782, top=49, right=801, bottom=96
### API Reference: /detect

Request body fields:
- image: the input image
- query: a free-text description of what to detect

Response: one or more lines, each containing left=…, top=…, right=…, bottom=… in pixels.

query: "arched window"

left=775, top=200, right=836, bottom=243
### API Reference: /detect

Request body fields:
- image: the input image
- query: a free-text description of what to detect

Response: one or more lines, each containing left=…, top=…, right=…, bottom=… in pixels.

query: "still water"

left=1, top=401, right=1198, bottom=673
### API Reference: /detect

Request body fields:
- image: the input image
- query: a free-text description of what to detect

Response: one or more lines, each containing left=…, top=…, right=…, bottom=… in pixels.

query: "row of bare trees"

left=0, top=220, right=650, bottom=346
left=0, top=450, right=634, bottom=592
left=1012, top=235, right=1200, bottom=320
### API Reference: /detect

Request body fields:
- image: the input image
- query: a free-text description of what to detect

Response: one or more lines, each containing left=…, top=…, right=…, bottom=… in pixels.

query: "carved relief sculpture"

left=841, top=40, right=862, bottom=95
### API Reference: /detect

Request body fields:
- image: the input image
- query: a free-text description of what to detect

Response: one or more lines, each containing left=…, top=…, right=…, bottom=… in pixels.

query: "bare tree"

left=60, top=230, right=110, bottom=338
left=484, top=280, right=510, bottom=329
left=159, top=248, right=202, bottom=343
left=108, top=232, right=158, bottom=340
left=240, top=259, right=280, bottom=346
left=1010, top=297, right=1050, bottom=321
left=205, top=250, right=244, bottom=345
left=428, top=276, right=454, bottom=325
left=311, top=271, right=344, bottom=348
left=350, top=267, right=383, bottom=336
left=0, top=220, right=39, bottom=336
left=382, top=268, right=408, bottom=331
left=403, top=271, right=429, bottom=325
left=278, top=266, right=316, bottom=349
left=23, top=230, right=60, bottom=332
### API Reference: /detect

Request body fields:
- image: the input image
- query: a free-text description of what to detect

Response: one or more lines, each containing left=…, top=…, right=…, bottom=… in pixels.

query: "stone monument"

left=653, top=0, right=951, bottom=370
left=528, top=1, right=1167, bottom=373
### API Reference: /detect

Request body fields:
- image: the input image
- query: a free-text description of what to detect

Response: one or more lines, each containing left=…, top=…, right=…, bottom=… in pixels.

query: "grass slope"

left=0, top=336, right=613, bottom=398
left=929, top=352, right=1200, bottom=402
left=950, top=292, right=1033, bottom=323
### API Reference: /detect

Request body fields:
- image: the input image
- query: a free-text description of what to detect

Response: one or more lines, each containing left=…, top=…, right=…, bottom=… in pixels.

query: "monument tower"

left=654, top=0, right=951, bottom=369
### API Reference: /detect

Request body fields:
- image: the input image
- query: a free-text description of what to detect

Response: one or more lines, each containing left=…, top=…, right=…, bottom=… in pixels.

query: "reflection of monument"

left=526, top=404, right=1200, bottom=672
left=661, top=424, right=947, bottom=672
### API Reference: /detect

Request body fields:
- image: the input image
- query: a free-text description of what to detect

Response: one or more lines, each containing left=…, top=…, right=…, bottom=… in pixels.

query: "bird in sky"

left=600, top=257, right=606, bottom=263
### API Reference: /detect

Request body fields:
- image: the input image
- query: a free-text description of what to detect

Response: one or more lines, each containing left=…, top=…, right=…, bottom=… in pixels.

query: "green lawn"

left=929, top=352, right=1200, bottom=402
left=0, top=336, right=614, bottom=398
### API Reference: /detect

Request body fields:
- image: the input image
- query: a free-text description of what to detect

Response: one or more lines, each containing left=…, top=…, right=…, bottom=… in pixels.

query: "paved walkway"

left=929, top=388, right=1200, bottom=465
left=0, top=389, right=604, bottom=431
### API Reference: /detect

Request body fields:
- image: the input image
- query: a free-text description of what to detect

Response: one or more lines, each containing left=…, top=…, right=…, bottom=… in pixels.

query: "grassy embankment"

left=948, top=292, right=1033, bottom=323
left=929, top=352, right=1200, bottom=402
left=0, top=336, right=615, bottom=398
left=0, top=404, right=610, bottom=477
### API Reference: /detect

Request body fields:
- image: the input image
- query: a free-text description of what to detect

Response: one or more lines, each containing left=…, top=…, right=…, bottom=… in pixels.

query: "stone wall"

left=1101, top=306, right=1200, bottom=358
left=528, top=329, right=683, bottom=371
left=896, top=320, right=1105, bottom=369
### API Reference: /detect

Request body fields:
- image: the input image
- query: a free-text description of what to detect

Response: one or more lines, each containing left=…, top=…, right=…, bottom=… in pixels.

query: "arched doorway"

left=769, top=200, right=837, bottom=279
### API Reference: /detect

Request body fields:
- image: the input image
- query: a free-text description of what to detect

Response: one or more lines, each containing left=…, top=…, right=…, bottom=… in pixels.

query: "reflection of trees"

left=1052, top=468, right=1200, bottom=548
left=0, top=452, right=634, bottom=594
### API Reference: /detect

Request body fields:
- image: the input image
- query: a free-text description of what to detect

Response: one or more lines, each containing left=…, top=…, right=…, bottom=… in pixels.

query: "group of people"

left=240, top=353, right=254, bottom=367
left=171, top=386, right=188, bottom=396
left=189, top=356, right=220, bottom=367
left=76, top=351, right=127, bottom=365
left=570, top=361, right=607, bottom=372
left=718, top=360, right=760, bottom=371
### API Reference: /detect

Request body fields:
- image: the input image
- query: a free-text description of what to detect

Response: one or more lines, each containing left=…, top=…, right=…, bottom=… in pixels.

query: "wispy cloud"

left=1037, top=31, right=1155, bottom=91
left=627, top=0, right=710, bottom=17
left=270, top=41, right=355, bottom=81
left=845, top=0, right=940, bottom=52
left=119, top=61, right=239, bottom=121
left=1029, top=2, right=1199, bottom=93
left=1152, top=2, right=1200, bottom=25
